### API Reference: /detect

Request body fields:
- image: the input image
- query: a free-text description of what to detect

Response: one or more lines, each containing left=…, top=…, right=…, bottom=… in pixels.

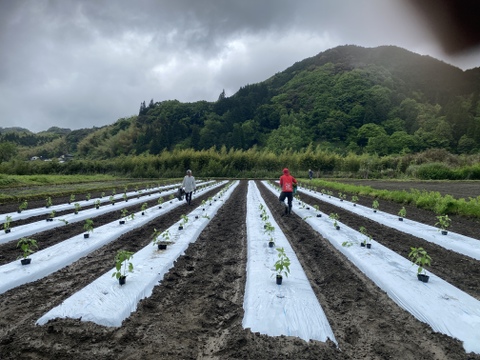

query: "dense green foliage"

left=1, top=146, right=480, bottom=181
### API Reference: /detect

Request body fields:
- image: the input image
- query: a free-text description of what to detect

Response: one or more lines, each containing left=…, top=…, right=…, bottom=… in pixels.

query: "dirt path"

left=0, top=180, right=479, bottom=359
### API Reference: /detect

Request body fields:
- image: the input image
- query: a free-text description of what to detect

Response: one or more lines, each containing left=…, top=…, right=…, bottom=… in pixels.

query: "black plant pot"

left=46, top=218, right=53, bottom=222
left=316, top=214, right=321, bottom=217
left=21, top=258, right=31, bottom=265
left=417, top=274, right=429, bottom=283
left=119, top=276, right=126, bottom=286
left=361, top=242, right=365, bottom=247
left=268, top=241, right=275, bottom=248
left=158, top=206, right=162, bottom=209
left=276, top=275, right=283, bottom=285
left=366, top=243, right=371, bottom=249
left=178, top=226, right=183, bottom=230
left=5, top=228, right=11, bottom=233
left=142, top=212, right=145, bottom=215
left=158, top=244, right=167, bottom=250
left=119, top=220, right=125, bottom=225
left=195, top=215, right=198, bottom=219
left=399, top=217, right=403, bottom=221
left=353, top=204, right=356, bottom=207
left=84, top=233, right=89, bottom=238
left=335, top=225, right=340, bottom=230
left=441, top=230, right=448, bottom=235
left=373, top=210, right=377, bottom=213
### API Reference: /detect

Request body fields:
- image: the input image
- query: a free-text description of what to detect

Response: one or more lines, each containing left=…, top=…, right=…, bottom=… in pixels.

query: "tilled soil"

left=0, top=180, right=479, bottom=359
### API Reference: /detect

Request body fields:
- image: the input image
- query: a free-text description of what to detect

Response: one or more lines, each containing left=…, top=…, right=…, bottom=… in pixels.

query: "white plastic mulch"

left=0, top=181, right=215, bottom=245
left=242, top=181, right=337, bottom=344
left=265, top=181, right=480, bottom=354
left=0, top=181, right=216, bottom=295
left=297, top=186, right=480, bottom=261
left=36, top=181, right=236, bottom=327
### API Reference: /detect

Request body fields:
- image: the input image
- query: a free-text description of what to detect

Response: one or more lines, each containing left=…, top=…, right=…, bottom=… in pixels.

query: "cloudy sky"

left=1, top=0, right=479, bottom=133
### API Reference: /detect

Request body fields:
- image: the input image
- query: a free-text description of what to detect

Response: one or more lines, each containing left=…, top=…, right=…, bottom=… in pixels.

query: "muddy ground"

left=0, top=180, right=479, bottom=360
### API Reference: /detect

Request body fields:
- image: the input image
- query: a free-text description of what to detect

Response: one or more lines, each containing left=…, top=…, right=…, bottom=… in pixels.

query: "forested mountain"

left=4, top=45, right=480, bottom=160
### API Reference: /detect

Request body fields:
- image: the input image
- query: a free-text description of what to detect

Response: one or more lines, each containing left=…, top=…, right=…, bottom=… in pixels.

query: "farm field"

left=0, top=179, right=479, bottom=359
left=333, top=179, right=480, bottom=199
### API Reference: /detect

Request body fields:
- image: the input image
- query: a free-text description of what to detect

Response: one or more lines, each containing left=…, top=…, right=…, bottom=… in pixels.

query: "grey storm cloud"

left=0, top=0, right=479, bottom=133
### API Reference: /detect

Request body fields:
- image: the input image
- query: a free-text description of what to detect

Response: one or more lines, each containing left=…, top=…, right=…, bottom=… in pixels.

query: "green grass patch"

left=303, top=179, right=480, bottom=219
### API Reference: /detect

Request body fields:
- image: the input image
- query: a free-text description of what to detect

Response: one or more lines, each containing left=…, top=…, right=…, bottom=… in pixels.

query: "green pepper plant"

left=112, top=250, right=134, bottom=285
left=435, top=215, right=451, bottom=234
left=274, top=247, right=291, bottom=284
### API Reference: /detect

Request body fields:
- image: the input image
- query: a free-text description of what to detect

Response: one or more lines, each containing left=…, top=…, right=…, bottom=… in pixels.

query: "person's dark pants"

left=279, top=191, right=293, bottom=214
left=185, top=191, right=193, bottom=205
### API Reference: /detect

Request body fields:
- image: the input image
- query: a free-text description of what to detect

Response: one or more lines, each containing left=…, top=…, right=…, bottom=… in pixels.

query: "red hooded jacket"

left=279, top=168, right=297, bottom=192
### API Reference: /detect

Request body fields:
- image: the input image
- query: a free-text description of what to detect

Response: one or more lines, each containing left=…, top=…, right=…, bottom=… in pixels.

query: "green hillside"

left=2, top=45, right=480, bottom=163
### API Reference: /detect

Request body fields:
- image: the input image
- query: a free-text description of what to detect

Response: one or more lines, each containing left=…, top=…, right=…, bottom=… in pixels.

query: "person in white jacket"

left=181, top=169, right=196, bottom=205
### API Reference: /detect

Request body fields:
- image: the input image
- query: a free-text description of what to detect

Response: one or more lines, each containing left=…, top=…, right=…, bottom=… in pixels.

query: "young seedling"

left=17, top=237, right=38, bottom=265
left=47, top=210, right=56, bottom=222
left=179, top=214, right=189, bottom=230
left=372, top=199, right=379, bottom=213
left=74, top=203, right=81, bottom=214
left=408, top=247, right=432, bottom=282
left=85, top=193, right=91, bottom=201
left=158, top=196, right=164, bottom=208
left=352, top=195, right=359, bottom=206
left=169, top=194, right=175, bottom=203
left=141, top=203, right=148, bottom=215
left=112, top=250, right=134, bottom=285
left=4, top=215, right=12, bottom=233
left=95, top=199, right=101, bottom=209
left=45, top=196, right=53, bottom=208
left=329, top=213, right=340, bottom=230
left=314, top=204, right=321, bottom=217
left=83, top=219, right=94, bottom=238
left=101, top=191, right=105, bottom=198
left=110, top=195, right=115, bottom=205
left=398, top=206, right=407, bottom=221
left=111, top=188, right=116, bottom=195
left=69, top=194, right=75, bottom=204
left=274, top=247, right=291, bottom=285
left=18, top=200, right=28, bottom=213
left=120, top=209, right=128, bottom=224
left=123, top=193, right=128, bottom=202
left=359, top=226, right=372, bottom=248
left=435, top=215, right=451, bottom=235
left=153, top=228, right=171, bottom=249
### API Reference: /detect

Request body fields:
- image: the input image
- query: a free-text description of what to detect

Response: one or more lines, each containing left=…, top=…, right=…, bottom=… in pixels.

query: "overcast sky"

left=1, top=0, right=479, bottom=133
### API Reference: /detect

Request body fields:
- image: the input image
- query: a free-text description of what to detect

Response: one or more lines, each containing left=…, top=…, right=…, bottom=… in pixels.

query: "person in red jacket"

left=279, top=168, right=297, bottom=215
